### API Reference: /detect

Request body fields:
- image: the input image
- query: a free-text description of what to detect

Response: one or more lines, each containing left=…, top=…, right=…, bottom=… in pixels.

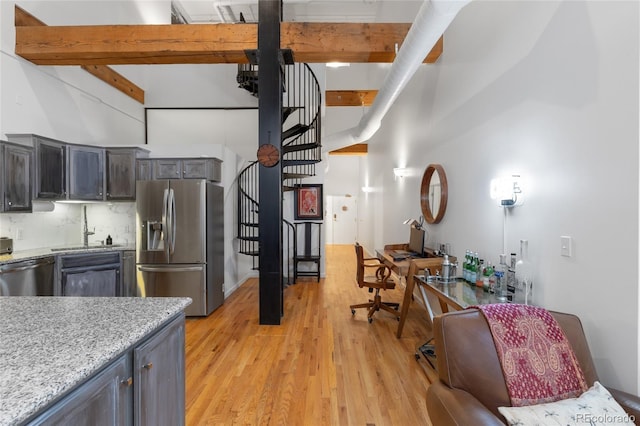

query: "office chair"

left=350, top=242, right=400, bottom=323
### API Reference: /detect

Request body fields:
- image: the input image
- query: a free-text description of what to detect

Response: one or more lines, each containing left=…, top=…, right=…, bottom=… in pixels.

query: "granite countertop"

left=0, top=244, right=136, bottom=265
left=0, top=296, right=191, bottom=426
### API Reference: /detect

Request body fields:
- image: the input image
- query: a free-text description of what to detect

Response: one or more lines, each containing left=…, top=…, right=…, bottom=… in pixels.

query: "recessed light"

left=326, top=62, right=350, bottom=68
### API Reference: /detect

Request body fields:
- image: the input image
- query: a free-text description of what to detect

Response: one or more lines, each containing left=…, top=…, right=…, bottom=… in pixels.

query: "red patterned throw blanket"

left=473, top=304, right=588, bottom=407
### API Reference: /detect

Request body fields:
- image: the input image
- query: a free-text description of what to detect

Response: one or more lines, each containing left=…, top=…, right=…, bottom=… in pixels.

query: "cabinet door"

left=35, top=138, right=66, bottom=199
left=154, top=159, right=182, bottom=179
left=107, top=150, right=136, bottom=200
left=3, top=143, right=32, bottom=211
left=28, top=354, right=133, bottom=426
left=181, top=159, right=210, bottom=179
left=134, top=315, right=185, bottom=426
left=62, top=268, right=119, bottom=296
left=136, top=159, right=153, bottom=181
left=68, top=145, right=105, bottom=200
left=122, top=250, right=136, bottom=297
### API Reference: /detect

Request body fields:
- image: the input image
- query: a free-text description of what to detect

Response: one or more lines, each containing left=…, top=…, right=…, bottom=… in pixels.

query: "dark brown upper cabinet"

left=0, top=141, right=33, bottom=212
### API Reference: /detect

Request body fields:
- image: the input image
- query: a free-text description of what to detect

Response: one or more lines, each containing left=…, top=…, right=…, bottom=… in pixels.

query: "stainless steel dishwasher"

left=0, top=257, right=55, bottom=296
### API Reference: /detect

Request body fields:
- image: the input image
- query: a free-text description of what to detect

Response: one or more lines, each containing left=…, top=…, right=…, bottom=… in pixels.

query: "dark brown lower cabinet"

left=134, top=314, right=185, bottom=426
left=26, top=314, right=185, bottom=426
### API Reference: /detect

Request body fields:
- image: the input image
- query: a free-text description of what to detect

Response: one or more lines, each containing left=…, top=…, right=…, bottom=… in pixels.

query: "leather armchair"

left=426, top=309, right=640, bottom=425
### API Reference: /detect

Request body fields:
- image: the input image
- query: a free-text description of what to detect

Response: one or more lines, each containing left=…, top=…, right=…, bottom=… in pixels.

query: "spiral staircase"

left=236, top=61, right=322, bottom=284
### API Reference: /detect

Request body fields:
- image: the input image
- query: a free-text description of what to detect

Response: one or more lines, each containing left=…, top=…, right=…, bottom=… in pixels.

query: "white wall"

left=327, top=0, right=639, bottom=393
left=0, top=2, right=146, bottom=145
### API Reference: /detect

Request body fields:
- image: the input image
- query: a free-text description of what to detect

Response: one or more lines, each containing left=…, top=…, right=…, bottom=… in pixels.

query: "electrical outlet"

left=560, top=236, right=572, bottom=257
left=15, top=228, right=23, bottom=240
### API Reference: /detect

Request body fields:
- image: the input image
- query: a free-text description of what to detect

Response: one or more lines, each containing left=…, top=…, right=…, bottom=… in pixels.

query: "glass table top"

left=414, top=276, right=527, bottom=309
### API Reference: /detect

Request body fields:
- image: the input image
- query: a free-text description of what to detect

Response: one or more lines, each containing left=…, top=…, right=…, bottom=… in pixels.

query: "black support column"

left=258, top=0, right=283, bottom=325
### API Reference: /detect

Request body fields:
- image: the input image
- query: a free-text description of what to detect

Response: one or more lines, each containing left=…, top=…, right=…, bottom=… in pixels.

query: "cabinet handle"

left=143, top=362, right=153, bottom=370
left=7, top=201, right=11, bottom=206
left=121, top=377, right=133, bottom=387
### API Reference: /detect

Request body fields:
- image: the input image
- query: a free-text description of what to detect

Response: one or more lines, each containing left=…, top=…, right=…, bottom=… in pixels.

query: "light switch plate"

left=560, top=236, right=572, bottom=257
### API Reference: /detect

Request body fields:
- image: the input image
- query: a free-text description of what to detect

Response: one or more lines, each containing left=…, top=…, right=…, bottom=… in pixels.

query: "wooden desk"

left=376, top=246, right=413, bottom=277
left=375, top=246, right=449, bottom=338
left=377, top=244, right=444, bottom=276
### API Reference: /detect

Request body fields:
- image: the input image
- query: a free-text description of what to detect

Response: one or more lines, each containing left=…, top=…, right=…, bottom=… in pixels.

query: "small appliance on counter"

left=0, top=237, right=13, bottom=254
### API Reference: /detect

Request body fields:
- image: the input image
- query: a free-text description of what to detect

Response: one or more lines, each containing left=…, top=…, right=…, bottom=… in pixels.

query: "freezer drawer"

left=136, top=264, right=207, bottom=316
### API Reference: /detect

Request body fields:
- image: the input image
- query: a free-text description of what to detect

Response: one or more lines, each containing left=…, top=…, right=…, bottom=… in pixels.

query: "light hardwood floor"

left=185, top=244, right=435, bottom=425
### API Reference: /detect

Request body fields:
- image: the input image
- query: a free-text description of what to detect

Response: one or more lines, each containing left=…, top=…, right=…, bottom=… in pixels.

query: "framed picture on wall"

left=294, top=184, right=323, bottom=220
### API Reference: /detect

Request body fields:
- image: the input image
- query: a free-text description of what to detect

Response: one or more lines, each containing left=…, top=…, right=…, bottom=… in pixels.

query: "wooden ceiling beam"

left=326, top=90, right=378, bottom=107
left=15, top=19, right=443, bottom=65
left=15, top=6, right=145, bottom=104
left=329, top=144, right=368, bottom=156
left=80, top=65, right=145, bottom=103
left=283, top=23, right=442, bottom=64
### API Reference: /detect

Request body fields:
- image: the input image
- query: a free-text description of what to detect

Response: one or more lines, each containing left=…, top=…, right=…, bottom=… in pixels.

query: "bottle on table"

left=476, top=259, right=485, bottom=288
left=495, top=254, right=508, bottom=301
left=515, top=239, right=533, bottom=304
left=463, top=250, right=470, bottom=282
left=484, top=261, right=494, bottom=292
left=507, top=252, right=517, bottom=298
left=474, top=252, right=481, bottom=284
left=441, top=254, right=451, bottom=282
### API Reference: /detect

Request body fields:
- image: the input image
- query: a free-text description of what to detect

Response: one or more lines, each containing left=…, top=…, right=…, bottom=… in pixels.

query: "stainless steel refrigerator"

left=136, top=179, right=224, bottom=316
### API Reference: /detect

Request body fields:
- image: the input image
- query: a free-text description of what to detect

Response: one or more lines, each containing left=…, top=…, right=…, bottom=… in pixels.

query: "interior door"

left=331, top=195, right=358, bottom=245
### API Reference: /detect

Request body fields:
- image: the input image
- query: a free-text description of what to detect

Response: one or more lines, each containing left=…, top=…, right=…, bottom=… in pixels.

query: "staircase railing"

left=237, top=62, right=322, bottom=282
left=283, top=219, right=295, bottom=286
left=281, top=63, right=322, bottom=189
left=237, top=159, right=259, bottom=266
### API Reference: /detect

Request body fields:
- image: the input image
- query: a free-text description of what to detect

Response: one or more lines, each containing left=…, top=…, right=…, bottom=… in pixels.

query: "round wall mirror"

left=420, top=164, right=448, bottom=224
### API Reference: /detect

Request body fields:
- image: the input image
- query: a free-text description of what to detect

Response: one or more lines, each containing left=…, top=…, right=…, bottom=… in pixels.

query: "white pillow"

left=498, top=381, right=635, bottom=426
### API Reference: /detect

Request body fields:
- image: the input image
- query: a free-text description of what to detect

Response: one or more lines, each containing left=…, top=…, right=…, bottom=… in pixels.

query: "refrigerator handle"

left=169, top=188, right=177, bottom=254
left=138, top=265, right=204, bottom=273
left=162, top=188, right=170, bottom=259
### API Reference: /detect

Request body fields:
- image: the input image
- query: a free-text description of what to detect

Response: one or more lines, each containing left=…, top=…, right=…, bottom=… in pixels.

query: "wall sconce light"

left=393, top=167, right=410, bottom=179
left=490, top=174, right=524, bottom=207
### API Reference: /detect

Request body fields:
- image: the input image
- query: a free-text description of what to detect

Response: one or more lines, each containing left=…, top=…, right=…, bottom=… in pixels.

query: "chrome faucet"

left=83, top=205, right=95, bottom=247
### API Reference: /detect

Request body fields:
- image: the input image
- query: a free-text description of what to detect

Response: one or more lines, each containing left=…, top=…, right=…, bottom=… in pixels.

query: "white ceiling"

left=174, top=0, right=424, bottom=24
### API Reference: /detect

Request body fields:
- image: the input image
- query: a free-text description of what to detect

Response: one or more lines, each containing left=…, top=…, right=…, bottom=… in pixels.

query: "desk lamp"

left=403, top=217, right=424, bottom=229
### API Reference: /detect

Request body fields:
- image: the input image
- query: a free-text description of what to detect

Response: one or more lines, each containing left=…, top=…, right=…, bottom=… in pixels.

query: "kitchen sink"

left=51, top=244, right=123, bottom=252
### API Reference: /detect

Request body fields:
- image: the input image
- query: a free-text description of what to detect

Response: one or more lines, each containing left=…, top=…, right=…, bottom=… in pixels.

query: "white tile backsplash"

left=0, top=202, right=136, bottom=251
left=84, top=202, right=136, bottom=246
